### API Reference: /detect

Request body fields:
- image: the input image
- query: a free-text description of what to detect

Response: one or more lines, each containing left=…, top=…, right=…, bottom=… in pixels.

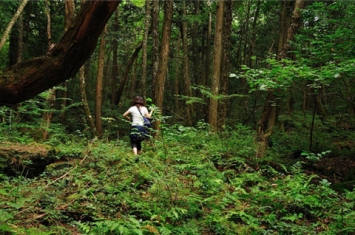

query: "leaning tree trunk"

left=208, top=0, right=224, bottom=131
left=116, top=41, right=143, bottom=105
left=0, top=1, right=121, bottom=105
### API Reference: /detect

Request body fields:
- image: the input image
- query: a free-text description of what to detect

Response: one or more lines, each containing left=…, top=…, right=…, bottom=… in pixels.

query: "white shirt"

left=126, top=106, right=148, bottom=126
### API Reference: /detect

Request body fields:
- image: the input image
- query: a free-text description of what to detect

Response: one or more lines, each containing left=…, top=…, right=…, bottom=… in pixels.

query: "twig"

left=43, top=166, right=77, bottom=189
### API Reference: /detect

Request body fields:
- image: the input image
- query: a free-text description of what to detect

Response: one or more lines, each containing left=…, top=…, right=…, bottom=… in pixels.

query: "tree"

left=182, top=0, right=193, bottom=126
left=218, top=0, right=233, bottom=129
left=256, top=0, right=305, bottom=157
left=59, top=0, right=77, bottom=120
left=141, top=0, right=152, bottom=98
left=110, top=9, right=119, bottom=106
left=208, top=0, right=224, bottom=131
left=0, top=1, right=121, bottom=105
left=95, top=26, right=107, bottom=137
left=151, top=0, right=160, bottom=100
left=116, top=41, right=143, bottom=105
left=154, top=0, right=173, bottom=130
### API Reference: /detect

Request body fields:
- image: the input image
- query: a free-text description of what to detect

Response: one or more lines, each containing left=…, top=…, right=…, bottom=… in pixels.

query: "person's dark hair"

left=132, top=96, right=145, bottom=106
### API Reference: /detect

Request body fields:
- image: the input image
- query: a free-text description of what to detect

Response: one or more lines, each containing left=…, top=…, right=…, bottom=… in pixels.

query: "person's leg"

left=137, top=141, right=142, bottom=155
left=131, top=140, right=139, bottom=155
left=130, top=126, right=140, bottom=155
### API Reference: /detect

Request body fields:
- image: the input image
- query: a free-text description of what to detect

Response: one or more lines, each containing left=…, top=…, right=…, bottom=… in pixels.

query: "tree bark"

left=79, top=65, right=97, bottom=137
left=174, top=36, right=182, bottom=113
left=277, top=0, right=292, bottom=59
left=111, top=10, right=119, bottom=106
left=95, top=26, right=107, bottom=137
left=141, top=0, right=152, bottom=98
left=60, top=0, right=76, bottom=121
left=154, top=0, right=173, bottom=130
left=208, top=0, right=224, bottom=131
left=256, top=92, right=277, bottom=158
left=279, top=0, right=305, bottom=59
left=182, top=0, right=193, bottom=126
left=248, top=0, right=261, bottom=68
left=41, top=0, right=55, bottom=141
left=151, top=0, right=160, bottom=99
left=202, top=0, right=212, bottom=122
left=256, top=0, right=305, bottom=157
left=0, top=1, right=121, bottom=105
left=219, top=0, right=233, bottom=129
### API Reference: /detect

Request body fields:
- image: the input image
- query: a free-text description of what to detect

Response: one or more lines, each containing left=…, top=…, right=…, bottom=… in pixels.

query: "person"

left=123, top=96, right=154, bottom=155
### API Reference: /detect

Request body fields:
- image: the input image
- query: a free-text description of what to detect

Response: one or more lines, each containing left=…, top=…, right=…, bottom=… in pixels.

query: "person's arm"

left=123, top=110, right=131, bottom=121
left=145, top=107, right=154, bottom=119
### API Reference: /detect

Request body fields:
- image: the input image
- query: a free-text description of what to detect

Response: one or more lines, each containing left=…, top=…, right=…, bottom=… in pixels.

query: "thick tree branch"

left=0, top=1, right=120, bottom=105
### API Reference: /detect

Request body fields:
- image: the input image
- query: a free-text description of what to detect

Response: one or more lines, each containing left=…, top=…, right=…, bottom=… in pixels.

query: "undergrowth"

left=0, top=121, right=354, bottom=234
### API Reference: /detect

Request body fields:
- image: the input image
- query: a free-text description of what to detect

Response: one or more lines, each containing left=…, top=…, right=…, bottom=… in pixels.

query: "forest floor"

left=1, top=141, right=355, bottom=188
left=1, top=135, right=355, bottom=234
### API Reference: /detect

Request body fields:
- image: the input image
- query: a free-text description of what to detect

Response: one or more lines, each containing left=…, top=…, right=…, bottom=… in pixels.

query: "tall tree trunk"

left=277, top=0, right=292, bottom=59
left=182, top=0, right=192, bottom=126
left=202, top=0, right=213, bottom=122
left=141, top=0, right=152, bottom=98
left=130, top=58, right=138, bottom=94
left=154, top=0, right=173, bottom=131
left=218, top=0, right=233, bottom=129
left=16, top=9, right=24, bottom=64
left=243, top=1, right=251, bottom=66
left=111, top=10, right=119, bottom=106
left=95, top=26, right=107, bottom=137
left=256, top=0, right=305, bottom=158
left=208, top=0, right=224, bottom=131
left=190, top=0, right=200, bottom=124
left=79, top=65, right=98, bottom=137
left=60, top=0, right=76, bottom=121
left=151, top=0, right=160, bottom=99
left=174, top=36, right=182, bottom=113
left=256, top=92, right=277, bottom=158
left=278, top=0, right=305, bottom=59
left=41, top=0, right=55, bottom=141
left=248, top=0, right=260, bottom=68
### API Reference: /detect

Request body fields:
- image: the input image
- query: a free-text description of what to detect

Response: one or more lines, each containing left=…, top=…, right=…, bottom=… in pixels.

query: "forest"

left=0, top=0, right=355, bottom=234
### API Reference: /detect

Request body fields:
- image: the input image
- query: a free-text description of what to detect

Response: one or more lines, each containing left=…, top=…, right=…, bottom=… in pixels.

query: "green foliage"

left=0, top=121, right=354, bottom=234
